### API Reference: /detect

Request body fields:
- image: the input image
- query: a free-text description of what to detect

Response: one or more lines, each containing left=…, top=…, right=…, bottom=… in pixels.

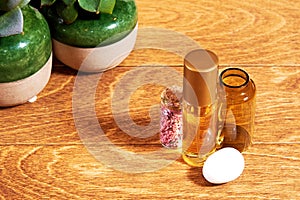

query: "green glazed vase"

left=44, top=0, right=138, bottom=72
left=0, top=5, right=52, bottom=83
left=0, top=5, right=52, bottom=107
left=45, top=0, right=138, bottom=48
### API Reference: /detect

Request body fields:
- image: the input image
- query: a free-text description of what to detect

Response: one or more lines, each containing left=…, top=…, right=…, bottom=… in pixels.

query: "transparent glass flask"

left=160, top=86, right=183, bottom=149
left=178, top=50, right=256, bottom=167
left=182, top=49, right=221, bottom=167
left=219, top=68, right=256, bottom=152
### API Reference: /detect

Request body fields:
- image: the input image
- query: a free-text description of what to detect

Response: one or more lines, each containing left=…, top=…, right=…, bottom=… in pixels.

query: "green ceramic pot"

left=0, top=5, right=52, bottom=107
left=44, top=0, right=138, bottom=72
left=45, top=0, right=138, bottom=48
left=0, top=5, right=52, bottom=83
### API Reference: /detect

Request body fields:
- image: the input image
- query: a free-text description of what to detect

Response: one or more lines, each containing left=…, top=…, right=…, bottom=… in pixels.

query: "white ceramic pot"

left=0, top=53, right=52, bottom=107
left=53, top=24, right=138, bottom=72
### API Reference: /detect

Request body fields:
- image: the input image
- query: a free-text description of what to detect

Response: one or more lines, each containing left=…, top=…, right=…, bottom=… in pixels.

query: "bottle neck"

left=220, top=68, right=249, bottom=90
left=220, top=68, right=255, bottom=102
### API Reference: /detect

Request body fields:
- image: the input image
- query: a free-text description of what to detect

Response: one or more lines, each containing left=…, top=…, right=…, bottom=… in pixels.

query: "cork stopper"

left=183, top=49, right=219, bottom=106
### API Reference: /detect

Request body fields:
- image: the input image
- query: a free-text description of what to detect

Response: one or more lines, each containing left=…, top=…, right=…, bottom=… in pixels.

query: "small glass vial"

left=182, top=49, right=219, bottom=167
left=220, top=68, right=256, bottom=152
left=160, top=86, right=183, bottom=148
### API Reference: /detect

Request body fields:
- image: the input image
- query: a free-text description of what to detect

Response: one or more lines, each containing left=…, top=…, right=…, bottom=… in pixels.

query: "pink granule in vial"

left=160, top=86, right=183, bottom=148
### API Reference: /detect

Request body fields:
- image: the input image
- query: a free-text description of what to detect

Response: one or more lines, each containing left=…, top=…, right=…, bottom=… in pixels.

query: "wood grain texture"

left=0, top=0, right=299, bottom=199
left=0, top=65, right=299, bottom=199
left=121, top=0, right=300, bottom=66
left=0, top=144, right=299, bottom=199
left=1, top=66, right=298, bottom=145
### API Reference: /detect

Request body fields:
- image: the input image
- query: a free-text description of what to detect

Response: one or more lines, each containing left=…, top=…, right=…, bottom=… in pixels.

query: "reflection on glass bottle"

left=182, top=49, right=219, bottom=167
left=182, top=101, right=218, bottom=166
left=220, top=68, right=256, bottom=152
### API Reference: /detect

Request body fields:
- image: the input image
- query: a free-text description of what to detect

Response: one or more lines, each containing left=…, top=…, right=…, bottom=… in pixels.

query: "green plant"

left=40, top=0, right=116, bottom=24
left=0, top=0, right=30, bottom=37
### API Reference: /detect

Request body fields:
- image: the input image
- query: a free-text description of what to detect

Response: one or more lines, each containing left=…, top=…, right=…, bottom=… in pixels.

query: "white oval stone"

left=202, top=147, right=245, bottom=184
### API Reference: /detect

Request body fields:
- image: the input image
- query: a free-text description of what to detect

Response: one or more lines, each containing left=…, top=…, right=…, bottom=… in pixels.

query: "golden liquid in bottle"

left=182, top=102, right=217, bottom=167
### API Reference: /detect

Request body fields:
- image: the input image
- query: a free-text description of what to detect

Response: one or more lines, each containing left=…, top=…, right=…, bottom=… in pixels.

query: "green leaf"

left=0, top=0, right=29, bottom=11
left=41, top=0, right=56, bottom=6
left=62, top=0, right=75, bottom=6
left=78, top=0, right=99, bottom=13
left=0, top=6, right=23, bottom=37
left=56, top=1, right=78, bottom=24
left=97, top=0, right=115, bottom=14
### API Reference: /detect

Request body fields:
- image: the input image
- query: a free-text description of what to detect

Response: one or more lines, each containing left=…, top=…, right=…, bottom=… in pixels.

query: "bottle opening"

left=220, top=68, right=249, bottom=88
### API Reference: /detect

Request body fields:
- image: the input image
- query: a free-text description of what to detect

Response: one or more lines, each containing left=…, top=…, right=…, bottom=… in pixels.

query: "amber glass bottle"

left=219, top=68, right=256, bottom=152
left=182, top=49, right=219, bottom=167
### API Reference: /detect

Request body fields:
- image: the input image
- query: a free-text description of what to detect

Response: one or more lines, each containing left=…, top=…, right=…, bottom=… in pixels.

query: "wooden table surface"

left=1, top=0, right=299, bottom=199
